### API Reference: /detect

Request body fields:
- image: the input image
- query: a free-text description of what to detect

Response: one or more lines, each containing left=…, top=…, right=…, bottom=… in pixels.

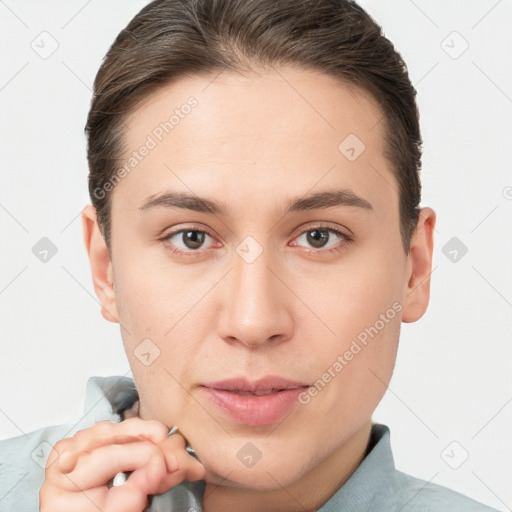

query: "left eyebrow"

left=137, top=188, right=373, bottom=216
left=286, top=189, right=373, bottom=212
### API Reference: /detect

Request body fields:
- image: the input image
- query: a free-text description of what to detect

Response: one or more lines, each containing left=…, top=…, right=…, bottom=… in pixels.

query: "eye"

left=291, top=226, right=352, bottom=253
left=161, top=228, right=218, bottom=255
left=160, top=224, right=352, bottom=257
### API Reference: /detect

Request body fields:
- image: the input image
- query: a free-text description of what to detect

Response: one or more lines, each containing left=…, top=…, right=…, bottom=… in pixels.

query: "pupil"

left=184, top=230, right=204, bottom=249
left=307, top=229, right=328, bottom=248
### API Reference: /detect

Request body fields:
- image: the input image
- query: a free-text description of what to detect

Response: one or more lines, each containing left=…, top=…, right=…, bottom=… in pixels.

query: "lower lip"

left=200, top=386, right=307, bottom=426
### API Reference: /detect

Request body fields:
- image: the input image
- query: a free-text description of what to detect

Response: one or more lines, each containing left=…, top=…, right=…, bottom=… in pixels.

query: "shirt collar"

left=318, top=423, right=401, bottom=512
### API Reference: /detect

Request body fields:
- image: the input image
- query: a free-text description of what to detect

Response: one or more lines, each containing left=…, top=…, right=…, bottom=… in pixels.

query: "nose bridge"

left=217, top=243, right=293, bottom=348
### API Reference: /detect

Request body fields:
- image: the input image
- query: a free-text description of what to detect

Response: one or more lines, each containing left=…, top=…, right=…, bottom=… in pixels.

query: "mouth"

left=199, top=376, right=310, bottom=426
left=229, top=389, right=287, bottom=396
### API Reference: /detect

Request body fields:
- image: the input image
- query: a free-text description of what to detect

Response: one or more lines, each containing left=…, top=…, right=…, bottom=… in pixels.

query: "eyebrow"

left=138, top=188, right=373, bottom=215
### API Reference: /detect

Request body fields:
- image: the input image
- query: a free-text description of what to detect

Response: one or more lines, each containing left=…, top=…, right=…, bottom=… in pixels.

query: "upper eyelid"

left=293, top=223, right=350, bottom=237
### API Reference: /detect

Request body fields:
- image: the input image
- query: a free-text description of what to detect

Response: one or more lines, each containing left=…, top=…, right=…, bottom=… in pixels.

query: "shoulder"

left=377, top=424, right=500, bottom=511
left=0, top=419, right=74, bottom=510
left=0, top=375, right=134, bottom=511
left=321, top=423, right=501, bottom=512
left=392, top=467, right=500, bottom=511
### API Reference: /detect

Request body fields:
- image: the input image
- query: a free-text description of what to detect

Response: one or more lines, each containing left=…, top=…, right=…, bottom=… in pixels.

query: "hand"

left=39, top=418, right=205, bottom=512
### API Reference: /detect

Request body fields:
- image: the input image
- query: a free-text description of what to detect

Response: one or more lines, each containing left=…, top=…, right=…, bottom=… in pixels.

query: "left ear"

left=402, top=207, right=436, bottom=323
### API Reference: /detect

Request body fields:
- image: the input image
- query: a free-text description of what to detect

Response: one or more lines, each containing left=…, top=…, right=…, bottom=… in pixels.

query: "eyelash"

left=160, top=224, right=353, bottom=257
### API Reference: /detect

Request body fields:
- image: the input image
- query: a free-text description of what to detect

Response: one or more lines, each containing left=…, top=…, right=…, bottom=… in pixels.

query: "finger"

left=105, top=481, right=151, bottom=512
left=152, top=434, right=205, bottom=494
left=73, top=418, right=170, bottom=454
left=40, top=480, right=149, bottom=512
left=174, top=444, right=206, bottom=482
left=157, top=431, right=191, bottom=472
left=50, top=418, right=170, bottom=475
left=55, top=440, right=167, bottom=495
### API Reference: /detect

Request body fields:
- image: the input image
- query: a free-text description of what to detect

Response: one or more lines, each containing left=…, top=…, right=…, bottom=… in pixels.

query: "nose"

left=216, top=246, right=294, bottom=349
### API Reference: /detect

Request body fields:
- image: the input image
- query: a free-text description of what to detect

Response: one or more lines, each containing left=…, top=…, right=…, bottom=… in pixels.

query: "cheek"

left=295, top=241, right=404, bottom=413
left=297, top=241, right=405, bottom=346
left=112, top=248, right=214, bottom=339
left=111, top=256, right=203, bottom=422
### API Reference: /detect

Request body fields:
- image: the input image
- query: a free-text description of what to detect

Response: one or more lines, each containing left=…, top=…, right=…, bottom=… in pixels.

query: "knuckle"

left=145, top=419, right=169, bottom=436
left=125, top=417, right=169, bottom=439
left=70, top=420, right=113, bottom=444
left=142, top=439, right=162, bottom=458
left=90, top=420, right=116, bottom=435
left=52, top=437, right=71, bottom=452
left=49, top=440, right=73, bottom=472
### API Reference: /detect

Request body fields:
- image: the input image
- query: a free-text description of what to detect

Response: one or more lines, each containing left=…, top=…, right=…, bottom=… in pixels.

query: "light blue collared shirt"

left=0, top=376, right=500, bottom=511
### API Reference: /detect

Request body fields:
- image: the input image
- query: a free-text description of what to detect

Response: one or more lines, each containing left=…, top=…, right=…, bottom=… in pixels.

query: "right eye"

left=160, top=228, right=221, bottom=255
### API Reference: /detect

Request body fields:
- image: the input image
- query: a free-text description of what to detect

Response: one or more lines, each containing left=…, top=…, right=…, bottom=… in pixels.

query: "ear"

left=81, top=204, right=120, bottom=324
left=402, top=207, right=436, bottom=323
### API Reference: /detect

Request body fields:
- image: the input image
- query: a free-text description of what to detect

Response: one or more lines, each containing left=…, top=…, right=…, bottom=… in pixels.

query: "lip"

left=200, top=376, right=309, bottom=426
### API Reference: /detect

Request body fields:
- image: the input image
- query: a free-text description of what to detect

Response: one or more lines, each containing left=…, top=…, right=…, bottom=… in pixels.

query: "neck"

left=202, top=420, right=373, bottom=512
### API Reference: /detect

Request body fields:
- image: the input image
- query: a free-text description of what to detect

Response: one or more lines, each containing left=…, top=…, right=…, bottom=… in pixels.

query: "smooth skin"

left=65, top=66, right=434, bottom=512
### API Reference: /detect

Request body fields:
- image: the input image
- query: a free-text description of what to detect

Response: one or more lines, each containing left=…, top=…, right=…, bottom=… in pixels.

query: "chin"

left=202, top=455, right=307, bottom=490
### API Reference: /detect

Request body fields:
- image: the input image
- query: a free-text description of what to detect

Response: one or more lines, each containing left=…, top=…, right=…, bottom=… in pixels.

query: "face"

left=83, top=67, right=435, bottom=490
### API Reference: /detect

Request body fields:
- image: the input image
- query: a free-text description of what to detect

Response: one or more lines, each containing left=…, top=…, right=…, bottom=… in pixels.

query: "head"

left=82, top=0, right=435, bottom=493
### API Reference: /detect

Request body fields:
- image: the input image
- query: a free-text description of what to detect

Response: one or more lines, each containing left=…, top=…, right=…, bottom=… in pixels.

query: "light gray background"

left=1, top=1, right=511, bottom=510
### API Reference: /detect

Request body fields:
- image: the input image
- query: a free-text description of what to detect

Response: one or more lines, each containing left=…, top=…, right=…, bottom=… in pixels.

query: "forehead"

left=113, top=67, right=395, bottom=216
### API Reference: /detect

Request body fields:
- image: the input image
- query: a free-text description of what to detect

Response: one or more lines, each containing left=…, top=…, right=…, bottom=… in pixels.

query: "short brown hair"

left=85, top=0, right=422, bottom=254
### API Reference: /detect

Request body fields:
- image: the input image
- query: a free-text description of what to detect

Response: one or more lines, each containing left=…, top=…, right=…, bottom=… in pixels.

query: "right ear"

left=81, top=204, right=120, bottom=324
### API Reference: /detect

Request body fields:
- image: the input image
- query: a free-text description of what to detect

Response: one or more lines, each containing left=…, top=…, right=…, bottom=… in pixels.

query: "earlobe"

left=402, top=207, right=436, bottom=323
left=81, top=204, right=120, bottom=324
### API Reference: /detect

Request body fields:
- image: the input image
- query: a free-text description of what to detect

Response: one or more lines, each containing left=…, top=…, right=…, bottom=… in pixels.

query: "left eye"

left=293, top=228, right=347, bottom=250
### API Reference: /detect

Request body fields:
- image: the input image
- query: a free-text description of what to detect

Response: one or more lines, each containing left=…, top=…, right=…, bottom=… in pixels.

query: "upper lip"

left=201, top=376, right=309, bottom=392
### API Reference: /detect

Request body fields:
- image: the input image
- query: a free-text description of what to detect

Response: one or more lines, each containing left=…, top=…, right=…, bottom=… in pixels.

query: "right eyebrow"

left=138, top=192, right=229, bottom=215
